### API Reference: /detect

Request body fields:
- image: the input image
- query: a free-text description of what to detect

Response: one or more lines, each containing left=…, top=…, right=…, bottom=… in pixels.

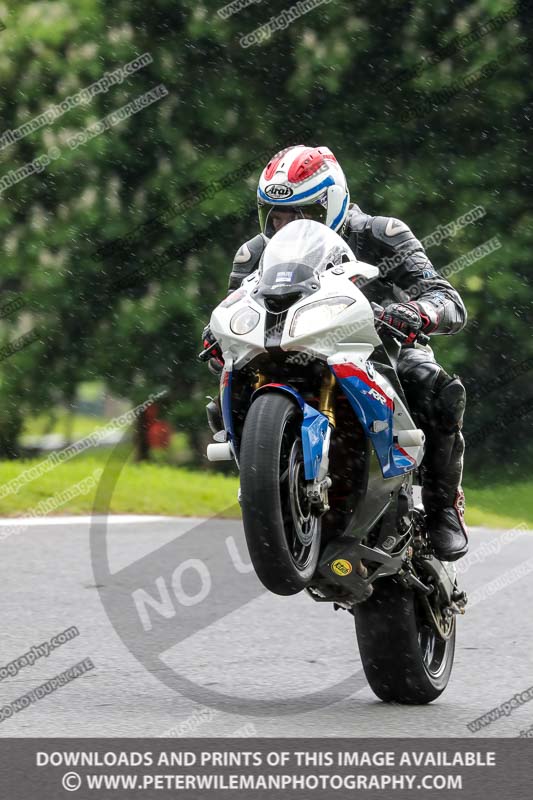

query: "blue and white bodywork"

left=208, top=220, right=425, bottom=489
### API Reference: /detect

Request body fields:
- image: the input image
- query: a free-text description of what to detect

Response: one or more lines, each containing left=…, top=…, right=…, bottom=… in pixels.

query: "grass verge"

left=0, top=454, right=239, bottom=519
left=0, top=454, right=531, bottom=528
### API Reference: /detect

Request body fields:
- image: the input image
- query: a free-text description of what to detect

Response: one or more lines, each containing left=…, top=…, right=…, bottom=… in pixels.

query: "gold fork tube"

left=253, top=371, right=267, bottom=390
left=319, top=370, right=336, bottom=427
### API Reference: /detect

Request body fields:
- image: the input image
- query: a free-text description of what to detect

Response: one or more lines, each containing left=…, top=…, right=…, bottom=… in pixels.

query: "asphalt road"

left=0, top=515, right=531, bottom=738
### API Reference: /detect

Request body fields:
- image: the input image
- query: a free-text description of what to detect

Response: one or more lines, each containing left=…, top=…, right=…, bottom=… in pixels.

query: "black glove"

left=199, top=325, right=223, bottom=366
left=379, top=302, right=422, bottom=343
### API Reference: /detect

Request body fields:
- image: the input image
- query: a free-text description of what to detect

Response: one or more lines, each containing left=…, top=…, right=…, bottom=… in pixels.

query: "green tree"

left=0, top=0, right=530, bottom=476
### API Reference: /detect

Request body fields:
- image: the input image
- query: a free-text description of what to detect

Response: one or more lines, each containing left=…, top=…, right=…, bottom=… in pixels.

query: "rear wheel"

left=240, top=393, right=322, bottom=596
left=353, top=575, right=455, bottom=703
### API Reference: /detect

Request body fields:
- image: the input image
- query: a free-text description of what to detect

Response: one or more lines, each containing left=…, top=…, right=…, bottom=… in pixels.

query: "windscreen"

left=261, top=219, right=356, bottom=276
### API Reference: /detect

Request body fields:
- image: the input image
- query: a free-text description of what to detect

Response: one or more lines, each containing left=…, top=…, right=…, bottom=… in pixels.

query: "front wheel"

left=239, top=393, right=322, bottom=596
left=353, top=576, right=456, bottom=704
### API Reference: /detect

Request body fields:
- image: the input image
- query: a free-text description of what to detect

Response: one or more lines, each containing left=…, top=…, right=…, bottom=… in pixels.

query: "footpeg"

left=398, top=567, right=433, bottom=595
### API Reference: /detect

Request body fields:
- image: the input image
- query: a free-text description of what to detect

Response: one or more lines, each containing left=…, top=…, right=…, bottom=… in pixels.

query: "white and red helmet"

left=257, top=145, right=350, bottom=238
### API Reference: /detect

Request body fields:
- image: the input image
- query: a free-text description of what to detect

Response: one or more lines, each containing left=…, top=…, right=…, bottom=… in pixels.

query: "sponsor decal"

left=366, top=360, right=375, bottom=379
left=265, top=183, right=293, bottom=199
left=331, top=559, right=352, bottom=577
left=274, top=271, right=293, bottom=284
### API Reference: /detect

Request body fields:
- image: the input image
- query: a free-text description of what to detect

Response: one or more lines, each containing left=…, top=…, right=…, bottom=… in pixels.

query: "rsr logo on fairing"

left=265, top=184, right=293, bottom=199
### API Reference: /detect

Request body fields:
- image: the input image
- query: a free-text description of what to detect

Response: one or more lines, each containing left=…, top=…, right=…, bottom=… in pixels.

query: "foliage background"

left=0, top=0, right=531, bottom=482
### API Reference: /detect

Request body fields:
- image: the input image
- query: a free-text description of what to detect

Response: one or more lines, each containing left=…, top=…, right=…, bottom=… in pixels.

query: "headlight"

left=290, top=297, right=354, bottom=338
left=230, top=306, right=260, bottom=335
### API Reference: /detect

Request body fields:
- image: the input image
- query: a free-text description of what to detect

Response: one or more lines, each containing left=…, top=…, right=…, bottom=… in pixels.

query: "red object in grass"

left=147, top=419, right=172, bottom=449
left=143, top=403, right=172, bottom=449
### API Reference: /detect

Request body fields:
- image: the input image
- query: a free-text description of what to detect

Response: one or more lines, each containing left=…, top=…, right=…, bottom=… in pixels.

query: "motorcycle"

left=202, top=219, right=467, bottom=704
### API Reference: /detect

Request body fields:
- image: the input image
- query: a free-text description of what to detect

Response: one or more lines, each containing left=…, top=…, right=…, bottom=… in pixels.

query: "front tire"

left=353, top=575, right=456, bottom=704
left=239, top=393, right=321, bottom=596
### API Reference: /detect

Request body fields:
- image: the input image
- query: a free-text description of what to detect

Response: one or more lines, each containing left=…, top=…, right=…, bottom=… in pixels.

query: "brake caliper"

left=307, top=476, right=332, bottom=515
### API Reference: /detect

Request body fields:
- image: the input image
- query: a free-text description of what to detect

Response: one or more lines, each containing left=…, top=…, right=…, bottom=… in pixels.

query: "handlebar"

left=415, top=330, right=431, bottom=346
left=198, top=342, right=220, bottom=362
left=371, top=303, right=431, bottom=347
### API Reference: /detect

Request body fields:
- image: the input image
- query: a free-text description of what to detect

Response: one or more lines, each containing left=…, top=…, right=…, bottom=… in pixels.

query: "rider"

left=202, top=145, right=469, bottom=562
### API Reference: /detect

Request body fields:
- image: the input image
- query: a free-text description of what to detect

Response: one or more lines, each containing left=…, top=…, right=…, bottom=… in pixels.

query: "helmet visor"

left=258, top=200, right=327, bottom=238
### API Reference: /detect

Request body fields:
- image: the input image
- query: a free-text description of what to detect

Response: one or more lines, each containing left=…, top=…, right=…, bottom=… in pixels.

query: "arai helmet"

left=257, top=145, right=350, bottom=238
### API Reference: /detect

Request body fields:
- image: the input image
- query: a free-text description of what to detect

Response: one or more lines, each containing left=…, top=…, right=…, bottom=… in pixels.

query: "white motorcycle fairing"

left=209, top=220, right=425, bottom=480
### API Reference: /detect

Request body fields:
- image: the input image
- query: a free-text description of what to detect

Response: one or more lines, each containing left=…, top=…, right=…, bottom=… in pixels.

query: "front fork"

left=254, top=366, right=336, bottom=423
left=308, top=369, right=336, bottom=514
left=319, top=369, right=336, bottom=427
left=253, top=366, right=336, bottom=514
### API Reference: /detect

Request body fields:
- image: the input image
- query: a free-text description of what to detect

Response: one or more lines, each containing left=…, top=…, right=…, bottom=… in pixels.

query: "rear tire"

left=353, top=575, right=455, bottom=704
left=240, top=393, right=321, bottom=596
